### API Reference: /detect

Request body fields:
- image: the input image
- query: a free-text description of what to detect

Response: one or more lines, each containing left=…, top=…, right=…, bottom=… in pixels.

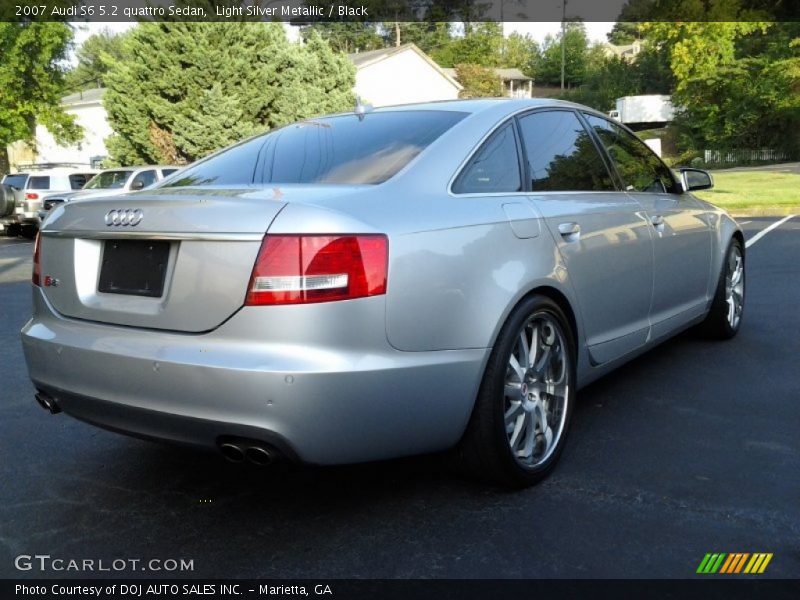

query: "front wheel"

left=699, top=237, right=745, bottom=339
left=459, top=296, right=576, bottom=487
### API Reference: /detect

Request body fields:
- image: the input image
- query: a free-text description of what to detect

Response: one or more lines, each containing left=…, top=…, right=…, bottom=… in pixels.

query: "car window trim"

left=451, top=121, right=524, bottom=195
left=514, top=107, right=619, bottom=194
left=579, top=110, right=680, bottom=195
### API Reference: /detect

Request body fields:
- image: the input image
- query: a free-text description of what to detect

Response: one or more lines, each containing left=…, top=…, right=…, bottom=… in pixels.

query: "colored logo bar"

left=697, top=553, right=773, bottom=574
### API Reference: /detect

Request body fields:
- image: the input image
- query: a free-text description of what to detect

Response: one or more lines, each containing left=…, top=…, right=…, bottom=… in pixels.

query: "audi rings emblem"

left=105, top=208, right=143, bottom=227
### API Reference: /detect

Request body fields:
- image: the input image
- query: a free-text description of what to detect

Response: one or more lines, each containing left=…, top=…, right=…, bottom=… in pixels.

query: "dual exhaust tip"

left=219, top=441, right=277, bottom=466
left=35, top=391, right=61, bottom=415
left=34, top=392, right=279, bottom=467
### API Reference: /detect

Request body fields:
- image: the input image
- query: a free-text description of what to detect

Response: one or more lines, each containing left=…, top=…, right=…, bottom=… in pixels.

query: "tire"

left=0, top=185, right=14, bottom=218
left=458, top=295, right=576, bottom=488
left=20, top=225, right=37, bottom=240
left=698, top=237, right=745, bottom=339
left=4, top=223, right=21, bottom=238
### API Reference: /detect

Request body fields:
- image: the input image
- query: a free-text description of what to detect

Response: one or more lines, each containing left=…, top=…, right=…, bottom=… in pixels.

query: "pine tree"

left=103, top=23, right=355, bottom=165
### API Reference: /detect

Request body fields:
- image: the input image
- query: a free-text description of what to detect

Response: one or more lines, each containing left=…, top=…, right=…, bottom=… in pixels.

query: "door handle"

left=651, top=215, right=665, bottom=227
left=558, top=222, right=580, bottom=235
left=558, top=222, right=580, bottom=241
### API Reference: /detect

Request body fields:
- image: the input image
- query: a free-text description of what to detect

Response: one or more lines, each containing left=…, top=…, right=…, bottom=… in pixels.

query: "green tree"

left=433, top=22, right=503, bottom=68
left=535, top=21, right=591, bottom=87
left=65, top=29, right=130, bottom=92
left=455, top=63, right=504, bottom=98
left=503, top=32, right=539, bottom=76
left=0, top=22, right=82, bottom=175
left=103, top=23, right=355, bottom=165
left=641, top=17, right=800, bottom=156
left=300, top=22, right=383, bottom=54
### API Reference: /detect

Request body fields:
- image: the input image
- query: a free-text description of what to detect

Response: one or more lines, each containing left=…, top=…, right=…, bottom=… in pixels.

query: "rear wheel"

left=459, top=295, right=576, bottom=487
left=699, top=237, right=745, bottom=339
left=20, top=225, right=37, bottom=240
left=3, top=223, right=20, bottom=238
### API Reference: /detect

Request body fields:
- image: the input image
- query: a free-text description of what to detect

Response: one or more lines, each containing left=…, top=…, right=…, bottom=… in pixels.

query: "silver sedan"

left=22, top=99, right=744, bottom=487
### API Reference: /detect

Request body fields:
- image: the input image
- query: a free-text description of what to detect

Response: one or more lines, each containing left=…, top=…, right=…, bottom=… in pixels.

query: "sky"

left=68, top=21, right=616, bottom=65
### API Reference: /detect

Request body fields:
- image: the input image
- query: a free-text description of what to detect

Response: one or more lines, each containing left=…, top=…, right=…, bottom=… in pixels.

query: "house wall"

left=33, top=102, right=112, bottom=167
left=354, top=50, right=460, bottom=107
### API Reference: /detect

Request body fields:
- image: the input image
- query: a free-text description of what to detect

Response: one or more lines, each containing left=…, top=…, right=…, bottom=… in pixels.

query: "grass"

left=694, top=170, right=800, bottom=216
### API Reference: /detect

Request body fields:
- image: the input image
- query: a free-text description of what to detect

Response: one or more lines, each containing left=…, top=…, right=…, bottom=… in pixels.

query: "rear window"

left=165, top=111, right=467, bottom=187
left=2, top=174, right=27, bottom=189
left=27, top=176, right=51, bottom=190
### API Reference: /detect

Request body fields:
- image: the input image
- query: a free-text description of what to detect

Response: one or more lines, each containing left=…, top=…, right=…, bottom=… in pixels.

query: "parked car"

left=6, top=168, right=97, bottom=237
left=22, top=99, right=744, bottom=487
left=39, top=165, right=180, bottom=220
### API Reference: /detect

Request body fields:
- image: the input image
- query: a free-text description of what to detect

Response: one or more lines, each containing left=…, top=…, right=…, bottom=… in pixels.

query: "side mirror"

left=130, top=180, right=145, bottom=191
left=680, top=168, right=713, bottom=191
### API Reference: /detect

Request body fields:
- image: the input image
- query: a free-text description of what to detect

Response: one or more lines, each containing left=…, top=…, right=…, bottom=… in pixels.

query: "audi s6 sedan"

left=22, top=99, right=745, bottom=487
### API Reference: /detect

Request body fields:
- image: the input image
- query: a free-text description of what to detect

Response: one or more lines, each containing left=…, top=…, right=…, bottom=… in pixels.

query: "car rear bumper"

left=21, top=288, right=487, bottom=464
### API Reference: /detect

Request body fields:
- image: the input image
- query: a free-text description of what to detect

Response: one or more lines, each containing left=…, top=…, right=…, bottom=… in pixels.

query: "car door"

left=582, top=114, right=712, bottom=337
left=516, top=109, right=654, bottom=365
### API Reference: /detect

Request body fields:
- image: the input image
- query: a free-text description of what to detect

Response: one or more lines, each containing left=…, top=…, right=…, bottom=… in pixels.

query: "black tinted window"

left=161, top=168, right=179, bottom=177
left=584, top=114, right=678, bottom=194
left=453, top=123, right=521, bottom=194
left=69, top=173, right=92, bottom=189
left=166, top=111, right=467, bottom=187
left=27, top=176, right=50, bottom=190
left=517, top=111, right=614, bottom=192
left=131, top=170, right=157, bottom=189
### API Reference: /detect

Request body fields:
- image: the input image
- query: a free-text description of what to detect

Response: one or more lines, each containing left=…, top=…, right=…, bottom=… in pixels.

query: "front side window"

left=27, top=176, right=51, bottom=190
left=583, top=114, right=678, bottom=194
left=85, top=170, right=133, bottom=190
left=131, top=170, right=157, bottom=190
left=165, top=111, right=467, bottom=188
left=517, top=110, right=615, bottom=192
left=453, top=123, right=521, bottom=194
left=69, top=173, right=93, bottom=189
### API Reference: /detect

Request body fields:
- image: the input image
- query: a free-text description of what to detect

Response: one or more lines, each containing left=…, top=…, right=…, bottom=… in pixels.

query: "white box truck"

left=608, top=95, right=675, bottom=127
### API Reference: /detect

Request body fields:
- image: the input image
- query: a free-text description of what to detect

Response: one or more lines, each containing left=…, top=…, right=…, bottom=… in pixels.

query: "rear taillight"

left=32, top=232, right=41, bottom=286
left=246, top=235, right=388, bottom=306
left=26, top=192, right=39, bottom=200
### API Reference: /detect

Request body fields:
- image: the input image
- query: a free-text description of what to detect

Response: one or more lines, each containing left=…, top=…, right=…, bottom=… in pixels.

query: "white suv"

left=10, top=168, right=97, bottom=235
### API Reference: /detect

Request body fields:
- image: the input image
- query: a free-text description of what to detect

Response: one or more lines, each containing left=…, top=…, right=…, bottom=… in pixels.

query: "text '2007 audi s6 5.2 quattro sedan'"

left=22, top=99, right=745, bottom=487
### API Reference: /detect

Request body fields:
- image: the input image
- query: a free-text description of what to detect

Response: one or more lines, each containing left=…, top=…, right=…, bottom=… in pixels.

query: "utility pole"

left=560, top=0, right=567, bottom=90
left=395, top=22, right=401, bottom=47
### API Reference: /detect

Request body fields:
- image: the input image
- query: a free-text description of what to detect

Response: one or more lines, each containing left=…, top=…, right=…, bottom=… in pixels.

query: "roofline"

left=354, top=43, right=463, bottom=91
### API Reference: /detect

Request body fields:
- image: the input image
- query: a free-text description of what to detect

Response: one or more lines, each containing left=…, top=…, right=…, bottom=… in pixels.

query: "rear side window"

left=583, top=114, right=678, bottom=194
left=517, top=110, right=615, bottom=192
left=3, top=174, right=27, bottom=189
left=160, top=168, right=179, bottom=177
left=69, top=173, right=93, bottom=189
left=27, top=176, right=51, bottom=190
left=165, top=111, right=467, bottom=187
left=453, top=123, right=521, bottom=194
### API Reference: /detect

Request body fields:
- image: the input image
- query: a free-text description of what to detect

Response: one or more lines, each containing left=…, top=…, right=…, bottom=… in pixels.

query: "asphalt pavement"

left=0, top=217, right=798, bottom=579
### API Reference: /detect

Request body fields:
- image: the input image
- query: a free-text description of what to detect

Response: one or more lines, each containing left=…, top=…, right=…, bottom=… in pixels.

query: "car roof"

left=97, top=165, right=178, bottom=173
left=26, top=168, right=98, bottom=177
left=324, top=97, right=593, bottom=120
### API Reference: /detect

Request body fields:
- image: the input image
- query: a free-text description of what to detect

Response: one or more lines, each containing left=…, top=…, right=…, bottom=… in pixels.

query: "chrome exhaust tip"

left=245, top=445, right=275, bottom=466
left=35, top=392, right=61, bottom=415
left=219, top=442, right=245, bottom=463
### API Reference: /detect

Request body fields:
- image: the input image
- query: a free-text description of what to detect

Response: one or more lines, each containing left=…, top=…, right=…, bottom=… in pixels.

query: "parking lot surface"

left=1, top=217, right=798, bottom=578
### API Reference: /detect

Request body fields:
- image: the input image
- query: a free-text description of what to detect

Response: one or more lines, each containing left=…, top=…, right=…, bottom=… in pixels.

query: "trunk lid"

left=38, top=188, right=290, bottom=332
